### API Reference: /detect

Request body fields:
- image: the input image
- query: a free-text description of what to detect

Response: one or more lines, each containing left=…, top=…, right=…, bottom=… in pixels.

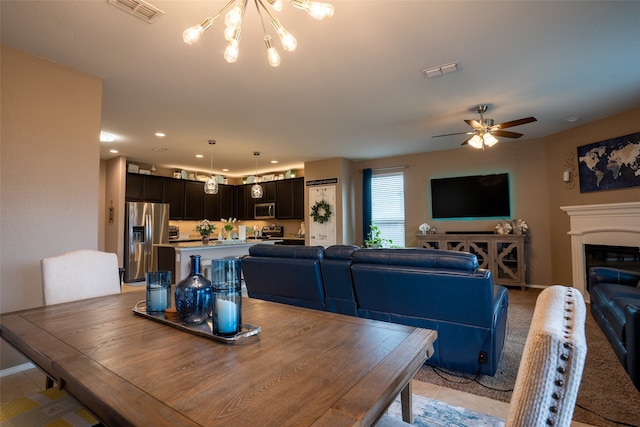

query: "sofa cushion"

left=351, top=248, right=478, bottom=272
left=248, top=244, right=324, bottom=259
left=591, top=283, right=640, bottom=343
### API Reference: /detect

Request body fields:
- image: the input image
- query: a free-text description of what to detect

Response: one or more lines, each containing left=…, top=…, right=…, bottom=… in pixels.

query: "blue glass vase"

left=175, top=255, right=212, bottom=324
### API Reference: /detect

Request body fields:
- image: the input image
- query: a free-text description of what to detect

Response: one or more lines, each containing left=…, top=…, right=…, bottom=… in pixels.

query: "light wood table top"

left=1, top=291, right=436, bottom=426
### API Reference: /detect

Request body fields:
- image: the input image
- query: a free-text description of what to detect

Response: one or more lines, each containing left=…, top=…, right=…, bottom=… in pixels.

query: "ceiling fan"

left=433, top=105, right=537, bottom=149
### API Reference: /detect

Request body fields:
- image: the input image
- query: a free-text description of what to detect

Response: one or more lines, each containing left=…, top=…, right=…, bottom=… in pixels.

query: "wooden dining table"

left=0, top=290, right=437, bottom=426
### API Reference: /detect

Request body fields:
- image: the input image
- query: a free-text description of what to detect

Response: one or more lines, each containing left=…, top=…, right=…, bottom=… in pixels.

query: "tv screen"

left=430, top=173, right=510, bottom=219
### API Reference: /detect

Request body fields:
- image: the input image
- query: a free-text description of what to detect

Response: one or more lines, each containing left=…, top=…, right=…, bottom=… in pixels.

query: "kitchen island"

left=156, top=239, right=281, bottom=282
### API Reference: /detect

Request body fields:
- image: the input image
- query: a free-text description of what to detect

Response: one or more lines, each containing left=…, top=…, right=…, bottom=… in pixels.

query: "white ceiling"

left=2, top=0, right=640, bottom=177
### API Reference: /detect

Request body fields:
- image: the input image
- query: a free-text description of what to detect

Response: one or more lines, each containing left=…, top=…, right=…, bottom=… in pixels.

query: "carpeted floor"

left=413, top=287, right=640, bottom=427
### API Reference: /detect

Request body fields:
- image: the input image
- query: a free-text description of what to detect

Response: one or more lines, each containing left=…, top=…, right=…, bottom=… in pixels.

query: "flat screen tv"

left=430, top=173, right=510, bottom=219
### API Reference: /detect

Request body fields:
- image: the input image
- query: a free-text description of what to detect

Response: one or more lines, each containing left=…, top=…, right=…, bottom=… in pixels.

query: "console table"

left=416, top=233, right=528, bottom=289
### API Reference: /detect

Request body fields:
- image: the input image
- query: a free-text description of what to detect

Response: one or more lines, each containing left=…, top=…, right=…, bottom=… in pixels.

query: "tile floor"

left=1, top=368, right=594, bottom=426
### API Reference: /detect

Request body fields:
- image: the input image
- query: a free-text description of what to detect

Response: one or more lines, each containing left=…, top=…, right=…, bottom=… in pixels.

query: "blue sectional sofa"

left=241, top=244, right=509, bottom=376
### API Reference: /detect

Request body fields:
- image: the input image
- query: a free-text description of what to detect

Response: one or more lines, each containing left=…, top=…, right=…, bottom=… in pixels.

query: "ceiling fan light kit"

left=183, top=0, right=333, bottom=67
left=433, top=104, right=537, bottom=150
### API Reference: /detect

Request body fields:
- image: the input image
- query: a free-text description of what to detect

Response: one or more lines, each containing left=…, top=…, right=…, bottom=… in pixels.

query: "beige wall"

left=352, top=138, right=553, bottom=286
left=544, top=107, right=640, bottom=286
left=0, top=46, right=103, bottom=369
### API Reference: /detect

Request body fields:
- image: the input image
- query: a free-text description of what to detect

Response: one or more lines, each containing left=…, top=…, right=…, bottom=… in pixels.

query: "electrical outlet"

left=478, top=352, right=487, bottom=365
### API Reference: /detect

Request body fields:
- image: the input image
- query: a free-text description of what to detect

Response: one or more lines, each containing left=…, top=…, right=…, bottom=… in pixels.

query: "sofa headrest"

left=351, top=248, right=478, bottom=272
left=248, top=244, right=325, bottom=259
left=325, top=245, right=360, bottom=260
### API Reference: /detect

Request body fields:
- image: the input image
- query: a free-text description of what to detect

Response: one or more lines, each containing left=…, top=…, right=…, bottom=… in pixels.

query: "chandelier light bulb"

left=306, top=1, right=334, bottom=19
left=483, top=133, right=499, bottom=147
left=225, top=6, right=244, bottom=27
left=183, top=18, right=214, bottom=45
left=265, top=36, right=281, bottom=67
left=468, top=134, right=484, bottom=149
left=224, top=39, right=240, bottom=63
left=272, top=19, right=297, bottom=52
left=269, top=0, right=283, bottom=11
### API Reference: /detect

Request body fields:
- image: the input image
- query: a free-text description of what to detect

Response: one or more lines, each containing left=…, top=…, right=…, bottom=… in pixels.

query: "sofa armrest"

left=625, top=303, right=640, bottom=390
left=588, top=267, right=640, bottom=292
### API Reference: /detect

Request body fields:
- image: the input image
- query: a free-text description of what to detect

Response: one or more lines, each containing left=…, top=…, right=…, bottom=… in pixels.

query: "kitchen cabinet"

left=204, top=191, right=220, bottom=220
left=276, top=177, right=304, bottom=219
left=219, top=185, right=234, bottom=219
left=235, top=184, right=258, bottom=220
left=125, top=173, right=163, bottom=202
left=184, top=181, right=205, bottom=220
left=163, top=178, right=185, bottom=219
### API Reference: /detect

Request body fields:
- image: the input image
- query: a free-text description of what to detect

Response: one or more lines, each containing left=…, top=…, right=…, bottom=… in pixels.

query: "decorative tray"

left=133, top=301, right=261, bottom=344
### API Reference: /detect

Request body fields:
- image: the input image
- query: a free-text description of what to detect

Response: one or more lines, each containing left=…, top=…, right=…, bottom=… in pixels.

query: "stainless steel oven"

left=254, top=202, right=276, bottom=219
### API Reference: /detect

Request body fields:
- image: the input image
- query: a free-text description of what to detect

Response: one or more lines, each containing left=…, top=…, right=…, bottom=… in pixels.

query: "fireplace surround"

left=561, top=202, right=640, bottom=300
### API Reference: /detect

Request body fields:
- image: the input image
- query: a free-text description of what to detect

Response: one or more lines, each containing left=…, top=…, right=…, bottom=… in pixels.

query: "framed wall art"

left=577, top=131, right=640, bottom=193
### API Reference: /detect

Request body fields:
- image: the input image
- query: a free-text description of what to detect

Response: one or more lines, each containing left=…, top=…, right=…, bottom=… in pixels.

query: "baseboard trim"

left=0, top=362, right=35, bottom=378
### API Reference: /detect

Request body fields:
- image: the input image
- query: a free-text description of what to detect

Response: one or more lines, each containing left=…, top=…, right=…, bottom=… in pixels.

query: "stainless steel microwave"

left=254, top=202, right=276, bottom=219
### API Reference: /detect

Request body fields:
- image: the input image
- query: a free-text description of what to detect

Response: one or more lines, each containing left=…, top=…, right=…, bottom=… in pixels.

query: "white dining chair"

left=41, top=249, right=121, bottom=305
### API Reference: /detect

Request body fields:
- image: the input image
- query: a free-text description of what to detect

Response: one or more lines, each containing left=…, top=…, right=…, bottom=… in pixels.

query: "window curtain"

left=362, top=168, right=372, bottom=241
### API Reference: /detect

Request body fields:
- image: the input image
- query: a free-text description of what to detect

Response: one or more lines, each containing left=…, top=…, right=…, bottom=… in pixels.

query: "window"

left=371, top=171, right=405, bottom=247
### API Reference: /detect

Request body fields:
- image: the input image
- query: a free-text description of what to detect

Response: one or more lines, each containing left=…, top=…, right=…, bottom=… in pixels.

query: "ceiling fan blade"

left=432, top=131, right=474, bottom=138
left=493, top=117, right=537, bottom=129
left=464, top=119, right=483, bottom=130
left=492, top=130, right=523, bottom=139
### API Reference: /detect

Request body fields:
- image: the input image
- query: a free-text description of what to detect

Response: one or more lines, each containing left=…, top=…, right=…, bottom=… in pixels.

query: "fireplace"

left=584, top=244, right=640, bottom=275
left=561, top=202, right=640, bottom=301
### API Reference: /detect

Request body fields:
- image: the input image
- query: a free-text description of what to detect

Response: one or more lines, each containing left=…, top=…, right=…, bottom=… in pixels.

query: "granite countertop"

left=155, top=239, right=282, bottom=249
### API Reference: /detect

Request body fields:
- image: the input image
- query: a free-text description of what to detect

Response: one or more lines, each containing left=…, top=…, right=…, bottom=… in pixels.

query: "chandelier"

left=204, top=140, right=219, bottom=194
left=183, top=0, right=334, bottom=67
left=251, top=152, right=263, bottom=199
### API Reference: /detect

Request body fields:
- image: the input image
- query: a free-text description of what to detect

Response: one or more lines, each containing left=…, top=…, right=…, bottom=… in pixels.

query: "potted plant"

left=195, top=219, right=216, bottom=245
left=363, top=221, right=392, bottom=248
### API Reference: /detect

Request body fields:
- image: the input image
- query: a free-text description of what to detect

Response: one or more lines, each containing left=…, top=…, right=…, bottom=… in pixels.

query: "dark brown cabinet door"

left=184, top=181, right=205, bottom=220
left=163, top=178, right=185, bottom=219
left=204, top=191, right=220, bottom=221
left=276, top=178, right=304, bottom=219
left=219, top=185, right=234, bottom=219
left=125, top=173, right=144, bottom=201
left=143, top=175, right=164, bottom=202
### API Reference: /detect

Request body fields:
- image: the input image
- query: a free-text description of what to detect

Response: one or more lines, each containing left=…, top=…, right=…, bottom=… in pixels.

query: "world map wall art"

left=577, top=131, right=640, bottom=193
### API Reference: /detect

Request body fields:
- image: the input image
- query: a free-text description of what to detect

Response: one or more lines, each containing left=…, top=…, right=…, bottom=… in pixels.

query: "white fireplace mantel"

left=561, top=202, right=640, bottom=298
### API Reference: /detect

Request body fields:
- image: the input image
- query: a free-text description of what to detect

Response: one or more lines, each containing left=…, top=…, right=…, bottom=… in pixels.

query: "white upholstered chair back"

left=505, top=285, right=587, bottom=427
left=42, top=249, right=121, bottom=305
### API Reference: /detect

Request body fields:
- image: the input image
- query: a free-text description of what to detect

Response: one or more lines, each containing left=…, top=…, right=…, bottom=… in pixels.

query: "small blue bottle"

left=175, top=255, right=212, bottom=324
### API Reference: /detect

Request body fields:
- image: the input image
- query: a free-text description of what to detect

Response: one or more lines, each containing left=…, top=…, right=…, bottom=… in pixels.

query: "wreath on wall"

left=310, top=199, right=332, bottom=224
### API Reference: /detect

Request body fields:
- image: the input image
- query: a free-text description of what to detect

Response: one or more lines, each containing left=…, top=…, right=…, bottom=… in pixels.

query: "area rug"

left=387, top=394, right=504, bottom=427
left=413, top=288, right=640, bottom=427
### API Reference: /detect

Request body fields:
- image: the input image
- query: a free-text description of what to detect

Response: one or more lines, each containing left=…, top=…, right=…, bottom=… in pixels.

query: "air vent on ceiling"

left=107, top=0, right=165, bottom=24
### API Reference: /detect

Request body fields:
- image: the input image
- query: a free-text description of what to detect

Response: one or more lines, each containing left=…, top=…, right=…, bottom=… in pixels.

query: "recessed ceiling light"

left=565, top=116, right=580, bottom=123
left=196, top=154, right=204, bottom=158
left=155, top=132, right=166, bottom=137
left=100, top=132, right=115, bottom=142
left=270, top=160, right=278, bottom=164
left=109, top=149, right=119, bottom=154
left=152, top=147, right=168, bottom=152
left=222, top=168, right=229, bottom=172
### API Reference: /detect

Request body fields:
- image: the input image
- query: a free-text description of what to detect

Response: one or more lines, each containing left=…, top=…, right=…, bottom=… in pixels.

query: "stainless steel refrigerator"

left=124, top=202, right=170, bottom=283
